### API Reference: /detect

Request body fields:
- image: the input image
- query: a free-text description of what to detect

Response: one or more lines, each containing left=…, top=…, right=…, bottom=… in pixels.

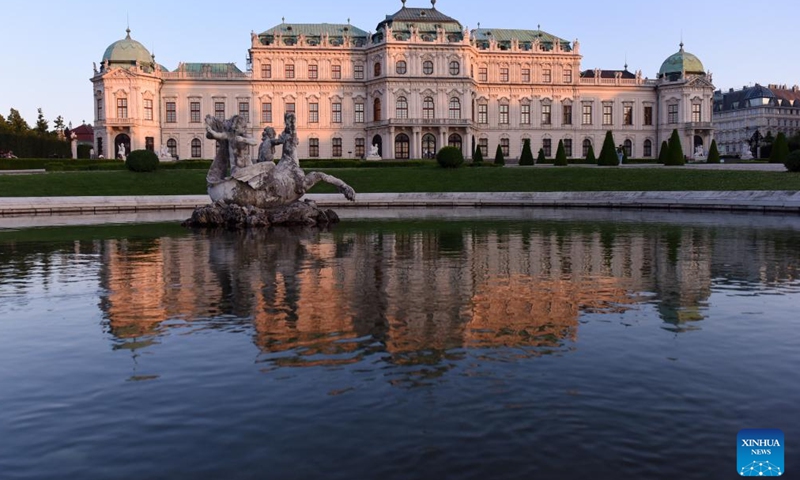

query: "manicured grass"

left=0, top=166, right=799, bottom=197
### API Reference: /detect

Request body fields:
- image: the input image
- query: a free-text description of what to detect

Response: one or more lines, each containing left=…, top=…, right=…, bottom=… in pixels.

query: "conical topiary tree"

left=473, top=144, right=483, bottom=164
left=555, top=139, right=568, bottom=166
left=598, top=131, right=618, bottom=166
left=519, top=139, right=534, bottom=166
left=667, top=129, right=685, bottom=165
left=537, top=148, right=546, bottom=164
left=707, top=139, right=721, bottom=164
left=585, top=143, right=596, bottom=164
left=658, top=140, right=670, bottom=164
left=770, top=132, right=789, bottom=164
left=494, top=144, right=505, bottom=165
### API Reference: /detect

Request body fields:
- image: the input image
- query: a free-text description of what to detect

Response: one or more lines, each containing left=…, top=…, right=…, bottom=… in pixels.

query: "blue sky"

left=1, top=0, right=796, bottom=128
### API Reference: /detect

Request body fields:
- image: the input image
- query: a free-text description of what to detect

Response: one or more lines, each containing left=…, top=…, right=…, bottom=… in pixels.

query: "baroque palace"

left=92, top=0, right=715, bottom=161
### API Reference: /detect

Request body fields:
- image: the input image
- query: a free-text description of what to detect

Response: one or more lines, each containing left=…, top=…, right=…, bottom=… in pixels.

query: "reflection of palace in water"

left=87, top=222, right=799, bottom=362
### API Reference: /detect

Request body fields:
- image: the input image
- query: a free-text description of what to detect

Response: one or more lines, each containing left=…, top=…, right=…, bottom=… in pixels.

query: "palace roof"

left=472, top=28, right=571, bottom=51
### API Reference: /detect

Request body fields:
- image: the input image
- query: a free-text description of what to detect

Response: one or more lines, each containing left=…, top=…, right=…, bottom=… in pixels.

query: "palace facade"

left=92, top=1, right=715, bottom=161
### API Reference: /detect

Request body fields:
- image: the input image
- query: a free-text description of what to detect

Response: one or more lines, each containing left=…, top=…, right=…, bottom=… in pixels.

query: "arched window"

left=644, top=139, right=653, bottom=157
left=395, top=133, right=410, bottom=159
left=423, top=97, right=435, bottom=120
left=449, top=60, right=460, bottom=76
left=582, top=138, right=592, bottom=158
left=374, top=62, right=382, bottom=77
left=167, top=138, right=177, bottom=158
left=396, top=60, right=407, bottom=75
left=422, top=133, right=436, bottom=159
left=396, top=96, right=408, bottom=119
left=449, top=98, right=461, bottom=119
left=373, top=98, right=382, bottom=121
left=423, top=60, right=434, bottom=75
left=623, top=139, right=633, bottom=158
left=191, top=138, right=202, bottom=158
left=448, top=133, right=462, bottom=152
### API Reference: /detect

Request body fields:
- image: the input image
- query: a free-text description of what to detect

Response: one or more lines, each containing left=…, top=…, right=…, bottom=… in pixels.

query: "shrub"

left=519, top=139, right=534, bottom=166
left=436, top=146, right=464, bottom=168
left=667, top=129, right=685, bottom=166
left=536, top=148, right=546, bottom=164
left=658, top=141, right=670, bottom=164
left=598, top=131, right=619, bottom=166
left=125, top=149, right=160, bottom=172
left=785, top=150, right=800, bottom=172
left=473, top=145, right=484, bottom=164
left=585, top=144, right=596, bottom=164
left=706, top=140, right=720, bottom=164
left=771, top=132, right=789, bottom=164
left=555, top=139, right=568, bottom=166
left=494, top=144, right=505, bottom=165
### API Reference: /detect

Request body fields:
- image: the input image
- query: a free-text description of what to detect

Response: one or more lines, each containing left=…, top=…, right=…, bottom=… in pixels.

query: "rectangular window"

left=563, top=105, right=573, bottom=125
left=479, top=67, right=487, bottom=82
left=166, top=101, right=176, bottom=123
left=144, top=99, right=154, bottom=121
left=692, top=104, right=702, bottom=123
left=309, top=102, right=319, bottom=123
left=191, top=141, right=201, bottom=158
left=603, top=105, right=613, bottom=125
left=285, top=64, right=295, bottom=79
left=332, top=103, right=342, bottom=124
left=96, top=98, right=103, bottom=120
left=522, top=68, right=531, bottom=83
left=261, top=63, right=271, bottom=79
left=668, top=104, right=678, bottom=124
left=117, top=98, right=128, bottom=119
left=308, top=64, right=318, bottom=79
left=261, top=102, right=272, bottom=123
left=501, top=68, right=509, bottom=82
left=644, top=106, right=653, bottom=126
left=145, top=137, right=154, bottom=152
left=479, top=138, right=488, bottom=157
left=309, top=138, right=319, bottom=158
left=354, top=64, right=364, bottom=80
left=542, top=105, right=551, bottom=125
left=501, top=138, right=509, bottom=157
left=582, top=104, right=592, bottom=125
left=499, top=104, right=509, bottom=125
left=564, top=139, right=572, bottom=157
left=355, top=102, right=364, bottom=123
left=332, top=138, right=342, bottom=157
left=332, top=65, right=341, bottom=79
left=190, top=102, right=201, bottom=123
left=521, top=104, right=531, bottom=125
left=215, top=102, right=225, bottom=120
left=286, top=102, right=296, bottom=115
left=543, top=69, right=552, bottom=83
left=623, top=105, right=633, bottom=125
left=478, top=104, right=488, bottom=124
left=355, top=138, right=366, bottom=158
left=563, top=69, right=572, bottom=83
left=239, top=102, right=249, bottom=122
left=543, top=138, right=552, bottom=157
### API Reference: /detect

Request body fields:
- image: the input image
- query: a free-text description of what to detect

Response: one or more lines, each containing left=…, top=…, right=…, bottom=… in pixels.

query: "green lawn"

left=0, top=166, right=799, bottom=197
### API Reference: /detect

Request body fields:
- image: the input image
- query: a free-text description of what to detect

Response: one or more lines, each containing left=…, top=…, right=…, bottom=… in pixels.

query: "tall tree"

left=35, top=108, right=49, bottom=135
left=53, top=115, right=65, bottom=132
left=0, top=113, right=8, bottom=132
left=555, top=139, right=568, bottom=166
left=667, top=129, right=685, bottom=165
left=7, top=108, right=30, bottom=134
left=598, top=131, right=618, bottom=166
left=707, top=139, right=721, bottom=164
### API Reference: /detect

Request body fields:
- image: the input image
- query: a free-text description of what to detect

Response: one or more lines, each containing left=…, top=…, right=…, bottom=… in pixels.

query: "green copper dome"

left=102, top=29, right=154, bottom=70
left=659, top=43, right=705, bottom=78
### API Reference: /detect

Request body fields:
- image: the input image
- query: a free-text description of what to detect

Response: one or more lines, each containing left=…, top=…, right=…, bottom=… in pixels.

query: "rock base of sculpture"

left=182, top=200, right=340, bottom=230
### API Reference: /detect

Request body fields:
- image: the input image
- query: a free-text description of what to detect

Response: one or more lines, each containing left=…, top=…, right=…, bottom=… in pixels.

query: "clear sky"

left=1, top=0, right=797, bottom=129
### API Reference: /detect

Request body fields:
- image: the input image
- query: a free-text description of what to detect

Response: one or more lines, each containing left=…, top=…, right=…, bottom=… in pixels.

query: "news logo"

left=738, top=429, right=784, bottom=476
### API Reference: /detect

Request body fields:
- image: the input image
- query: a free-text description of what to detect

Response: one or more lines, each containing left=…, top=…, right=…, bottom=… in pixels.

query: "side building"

left=713, top=83, right=800, bottom=158
left=91, top=1, right=715, bottom=161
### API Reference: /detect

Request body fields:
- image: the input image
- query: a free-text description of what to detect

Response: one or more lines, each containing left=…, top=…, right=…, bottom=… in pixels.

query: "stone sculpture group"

left=184, top=113, right=356, bottom=229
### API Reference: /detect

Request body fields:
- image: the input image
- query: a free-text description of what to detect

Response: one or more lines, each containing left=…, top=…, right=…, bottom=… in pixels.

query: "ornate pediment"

left=684, top=76, right=715, bottom=89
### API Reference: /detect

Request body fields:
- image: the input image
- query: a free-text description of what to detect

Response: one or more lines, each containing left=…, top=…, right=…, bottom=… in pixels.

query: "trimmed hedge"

left=473, top=146, right=484, bottom=164
left=436, top=146, right=464, bottom=169
left=125, top=149, right=160, bottom=172
left=536, top=148, right=546, bottom=164
left=598, top=131, right=619, bottom=166
left=659, top=141, right=670, bottom=164
left=554, top=140, right=568, bottom=166
left=585, top=144, right=596, bottom=164
left=519, top=139, right=534, bottom=166
left=771, top=132, right=789, bottom=164
left=707, top=140, right=721, bottom=164
left=785, top=150, right=800, bottom=172
left=667, top=129, right=685, bottom=166
left=494, top=144, right=505, bottom=166
left=0, top=132, right=70, bottom=158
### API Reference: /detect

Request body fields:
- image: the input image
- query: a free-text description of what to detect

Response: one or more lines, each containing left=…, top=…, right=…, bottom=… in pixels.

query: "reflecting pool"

left=0, top=209, right=798, bottom=479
